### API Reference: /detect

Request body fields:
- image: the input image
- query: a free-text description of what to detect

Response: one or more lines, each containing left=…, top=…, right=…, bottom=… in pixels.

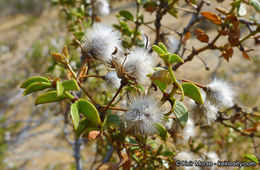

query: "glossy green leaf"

left=76, top=118, right=98, bottom=139
left=77, top=99, right=100, bottom=124
left=158, top=42, right=168, bottom=53
left=56, top=81, right=64, bottom=97
left=152, top=45, right=165, bottom=55
left=244, top=154, right=259, bottom=163
left=23, top=82, right=51, bottom=96
left=154, top=80, right=168, bottom=92
left=35, top=91, right=67, bottom=105
left=119, top=10, right=134, bottom=21
left=20, top=76, right=51, bottom=89
left=155, top=123, right=168, bottom=142
left=182, top=82, right=204, bottom=104
left=250, top=0, right=260, bottom=12
left=62, top=79, right=79, bottom=91
left=71, top=102, right=80, bottom=129
left=173, top=101, right=188, bottom=128
left=168, top=54, right=184, bottom=64
left=159, top=52, right=170, bottom=62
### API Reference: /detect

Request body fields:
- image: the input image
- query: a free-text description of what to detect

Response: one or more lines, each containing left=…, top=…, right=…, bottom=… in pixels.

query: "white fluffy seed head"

left=206, top=78, right=235, bottom=108
left=123, top=48, right=155, bottom=84
left=188, top=91, right=218, bottom=126
left=122, top=95, right=163, bottom=135
left=93, top=0, right=110, bottom=16
left=168, top=118, right=196, bottom=142
left=104, top=71, right=121, bottom=89
left=190, top=100, right=218, bottom=126
left=82, top=23, right=121, bottom=63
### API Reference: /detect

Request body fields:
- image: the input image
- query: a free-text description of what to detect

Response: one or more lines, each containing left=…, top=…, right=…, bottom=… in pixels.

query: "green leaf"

left=119, top=10, right=134, bottom=21
left=250, top=0, right=260, bottom=12
left=23, top=82, right=52, bottom=96
left=231, top=0, right=243, bottom=7
left=71, top=102, right=80, bottom=130
left=104, top=114, right=124, bottom=127
left=168, top=8, right=178, bottom=18
left=20, top=76, right=51, bottom=89
left=152, top=45, right=165, bottom=55
left=154, top=80, right=168, bottom=92
left=158, top=42, right=168, bottom=53
left=62, top=79, right=79, bottom=91
left=149, top=70, right=171, bottom=84
left=56, top=81, right=64, bottom=97
left=181, top=82, right=204, bottom=104
left=35, top=91, right=67, bottom=105
left=173, top=101, right=188, bottom=128
left=76, top=118, right=98, bottom=139
left=155, top=123, right=168, bottom=142
left=77, top=99, right=100, bottom=124
left=168, top=54, right=184, bottom=64
left=238, top=3, right=247, bottom=16
left=156, top=144, right=163, bottom=155
left=159, top=52, right=170, bottom=62
left=162, top=150, right=174, bottom=156
left=244, top=154, right=259, bottom=163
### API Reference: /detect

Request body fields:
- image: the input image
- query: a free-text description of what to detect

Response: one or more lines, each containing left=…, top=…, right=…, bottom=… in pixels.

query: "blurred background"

left=0, top=0, right=259, bottom=169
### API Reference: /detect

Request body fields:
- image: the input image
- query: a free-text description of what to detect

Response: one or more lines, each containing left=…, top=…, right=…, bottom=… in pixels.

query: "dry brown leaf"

left=50, top=52, right=64, bottom=63
left=62, top=46, right=69, bottom=58
left=227, top=15, right=239, bottom=28
left=194, top=28, right=209, bottom=43
left=182, top=32, right=191, bottom=45
left=197, top=34, right=209, bottom=43
left=218, top=29, right=229, bottom=36
left=95, top=16, right=102, bottom=22
left=194, top=28, right=205, bottom=36
left=201, top=11, right=222, bottom=25
left=222, top=44, right=233, bottom=61
left=228, top=28, right=240, bottom=46
left=242, top=51, right=251, bottom=61
left=88, top=130, right=100, bottom=141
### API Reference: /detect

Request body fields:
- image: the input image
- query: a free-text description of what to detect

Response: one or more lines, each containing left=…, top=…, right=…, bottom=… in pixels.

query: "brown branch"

left=101, top=83, right=125, bottom=114
left=173, top=33, right=221, bottom=71
left=174, top=1, right=205, bottom=54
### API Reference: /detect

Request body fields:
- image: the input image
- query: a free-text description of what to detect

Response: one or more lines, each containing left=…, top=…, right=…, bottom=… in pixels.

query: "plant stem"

left=65, top=60, right=97, bottom=105
left=168, top=63, right=184, bottom=100
left=102, top=106, right=127, bottom=112
left=102, top=84, right=124, bottom=114
left=180, top=78, right=207, bottom=90
left=64, top=91, right=75, bottom=100
left=74, top=137, right=83, bottom=170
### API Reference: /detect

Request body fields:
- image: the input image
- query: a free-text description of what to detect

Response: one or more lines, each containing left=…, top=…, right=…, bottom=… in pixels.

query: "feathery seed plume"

left=123, top=48, right=155, bottom=84
left=206, top=78, right=235, bottom=108
left=104, top=71, right=121, bottom=89
left=82, top=23, right=121, bottom=63
left=122, top=95, right=163, bottom=135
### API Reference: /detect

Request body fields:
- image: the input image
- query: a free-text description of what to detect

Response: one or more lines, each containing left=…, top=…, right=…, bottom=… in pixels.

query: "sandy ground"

left=0, top=0, right=259, bottom=169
